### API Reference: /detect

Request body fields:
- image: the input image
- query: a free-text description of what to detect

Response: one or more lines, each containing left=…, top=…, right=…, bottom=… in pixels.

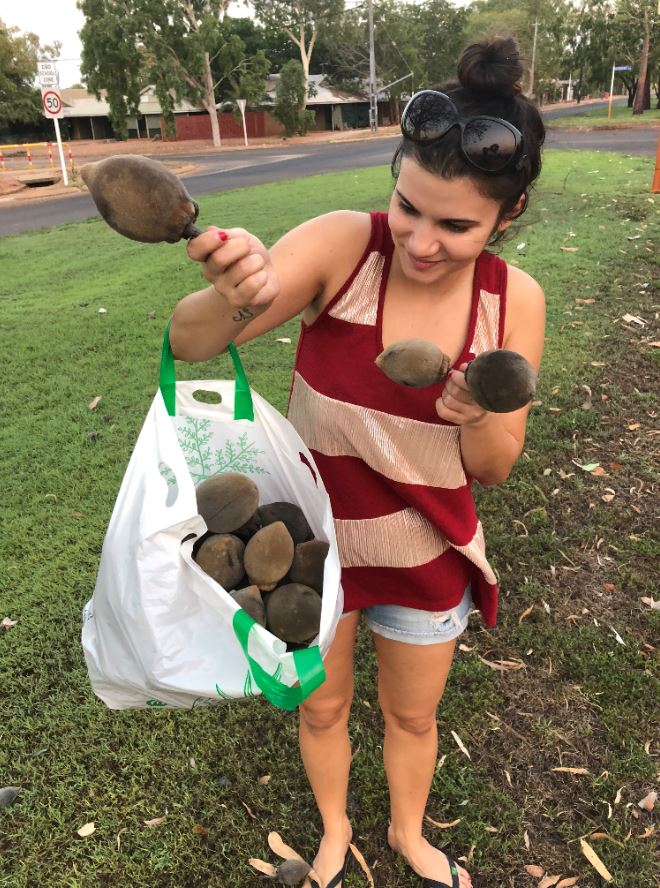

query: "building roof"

left=264, top=74, right=367, bottom=105
left=60, top=87, right=199, bottom=118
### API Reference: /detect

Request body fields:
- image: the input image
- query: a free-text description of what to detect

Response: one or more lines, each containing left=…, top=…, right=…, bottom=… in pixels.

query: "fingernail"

left=217, top=231, right=228, bottom=242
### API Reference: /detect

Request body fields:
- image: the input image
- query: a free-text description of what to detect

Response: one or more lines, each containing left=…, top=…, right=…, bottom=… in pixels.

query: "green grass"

left=1, top=149, right=658, bottom=887
left=546, top=101, right=660, bottom=127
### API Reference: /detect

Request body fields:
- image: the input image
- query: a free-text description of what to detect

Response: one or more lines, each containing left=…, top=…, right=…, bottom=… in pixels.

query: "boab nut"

left=230, top=585, right=266, bottom=627
left=464, top=349, right=537, bottom=413
left=266, top=584, right=322, bottom=644
left=80, top=154, right=200, bottom=244
left=258, top=502, right=313, bottom=545
left=244, top=521, right=295, bottom=591
left=194, top=534, right=245, bottom=591
left=375, top=338, right=451, bottom=387
left=196, top=472, right=260, bottom=534
left=289, top=540, right=330, bottom=594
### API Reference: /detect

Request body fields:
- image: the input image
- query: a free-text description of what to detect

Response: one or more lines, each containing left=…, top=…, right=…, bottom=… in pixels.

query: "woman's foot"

left=388, top=825, right=472, bottom=887
left=313, top=819, right=353, bottom=888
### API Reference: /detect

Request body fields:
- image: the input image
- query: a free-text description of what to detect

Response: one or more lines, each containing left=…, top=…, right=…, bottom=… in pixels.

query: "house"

left=264, top=73, right=375, bottom=130
left=59, top=87, right=199, bottom=140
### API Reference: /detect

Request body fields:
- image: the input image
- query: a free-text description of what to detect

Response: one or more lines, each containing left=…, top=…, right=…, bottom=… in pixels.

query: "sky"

left=2, top=0, right=472, bottom=89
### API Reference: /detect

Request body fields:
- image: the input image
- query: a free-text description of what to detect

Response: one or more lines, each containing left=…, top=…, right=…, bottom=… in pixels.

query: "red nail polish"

left=217, top=231, right=228, bottom=242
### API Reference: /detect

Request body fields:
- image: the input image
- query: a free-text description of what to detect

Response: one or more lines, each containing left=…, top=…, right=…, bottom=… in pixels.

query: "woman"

left=170, top=36, right=546, bottom=888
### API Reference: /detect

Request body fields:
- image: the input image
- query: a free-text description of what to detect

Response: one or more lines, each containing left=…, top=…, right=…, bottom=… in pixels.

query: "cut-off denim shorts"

left=341, top=585, right=473, bottom=645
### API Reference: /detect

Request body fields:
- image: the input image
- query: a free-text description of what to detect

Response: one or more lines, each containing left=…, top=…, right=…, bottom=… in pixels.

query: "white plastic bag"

left=82, top=324, right=341, bottom=711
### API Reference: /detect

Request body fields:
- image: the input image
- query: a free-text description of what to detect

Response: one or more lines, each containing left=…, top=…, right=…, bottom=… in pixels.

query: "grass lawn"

left=0, top=149, right=658, bottom=888
left=546, top=102, right=660, bottom=128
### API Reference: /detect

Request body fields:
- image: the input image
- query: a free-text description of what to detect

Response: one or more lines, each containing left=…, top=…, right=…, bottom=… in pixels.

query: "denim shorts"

left=342, top=586, right=473, bottom=645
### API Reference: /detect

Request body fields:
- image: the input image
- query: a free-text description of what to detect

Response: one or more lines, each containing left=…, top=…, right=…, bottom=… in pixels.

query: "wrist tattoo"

left=232, top=307, right=254, bottom=323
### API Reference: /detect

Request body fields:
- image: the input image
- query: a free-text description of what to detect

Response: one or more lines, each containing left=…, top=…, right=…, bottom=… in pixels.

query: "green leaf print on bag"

left=171, top=418, right=270, bottom=482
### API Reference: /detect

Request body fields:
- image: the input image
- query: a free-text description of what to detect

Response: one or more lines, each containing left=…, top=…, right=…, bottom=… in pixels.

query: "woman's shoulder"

left=501, top=262, right=545, bottom=348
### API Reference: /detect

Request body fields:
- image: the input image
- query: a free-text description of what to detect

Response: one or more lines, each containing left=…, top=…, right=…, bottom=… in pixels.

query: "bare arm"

left=436, top=266, right=546, bottom=486
left=169, top=212, right=369, bottom=361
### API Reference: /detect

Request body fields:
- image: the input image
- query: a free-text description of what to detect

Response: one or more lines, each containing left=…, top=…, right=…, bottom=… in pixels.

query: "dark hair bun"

left=457, top=37, right=523, bottom=97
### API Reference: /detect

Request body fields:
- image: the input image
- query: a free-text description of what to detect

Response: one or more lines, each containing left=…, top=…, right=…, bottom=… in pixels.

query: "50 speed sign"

left=42, top=88, right=63, bottom=119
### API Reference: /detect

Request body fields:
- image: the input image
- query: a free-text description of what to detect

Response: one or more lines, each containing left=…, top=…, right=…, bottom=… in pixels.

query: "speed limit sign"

left=42, top=88, right=63, bottom=119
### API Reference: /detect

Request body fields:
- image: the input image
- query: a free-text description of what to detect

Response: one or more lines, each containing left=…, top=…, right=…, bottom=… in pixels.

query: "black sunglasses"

left=401, top=90, right=527, bottom=175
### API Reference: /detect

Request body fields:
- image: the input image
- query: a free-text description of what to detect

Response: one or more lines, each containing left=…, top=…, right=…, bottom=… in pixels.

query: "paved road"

left=1, top=116, right=657, bottom=237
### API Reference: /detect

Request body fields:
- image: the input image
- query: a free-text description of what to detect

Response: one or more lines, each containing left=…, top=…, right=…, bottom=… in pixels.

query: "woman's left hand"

left=435, top=363, right=488, bottom=426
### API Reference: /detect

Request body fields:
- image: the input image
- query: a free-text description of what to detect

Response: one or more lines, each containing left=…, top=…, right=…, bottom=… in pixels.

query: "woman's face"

left=388, top=156, right=511, bottom=283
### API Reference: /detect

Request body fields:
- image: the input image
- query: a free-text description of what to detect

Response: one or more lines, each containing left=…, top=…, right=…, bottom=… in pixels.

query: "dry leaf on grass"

left=552, top=767, right=590, bottom=775
left=258, top=775, right=272, bottom=785
left=519, top=605, right=534, bottom=623
left=560, top=246, right=578, bottom=252
left=77, top=821, right=96, bottom=837
left=88, top=395, right=102, bottom=409
left=249, top=857, right=278, bottom=877
left=1, top=617, right=17, bottom=630
left=242, top=801, right=257, bottom=819
left=144, top=813, right=167, bottom=827
left=349, top=843, right=375, bottom=887
left=589, top=832, right=624, bottom=849
left=538, top=875, right=561, bottom=888
left=451, top=730, right=471, bottom=760
left=556, top=878, right=580, bottom=887
left=479, top=656, right=525, bottom=671
left=637, top=791, right=657, bottom=811
left=641, top=597, right=660, bottom=610
left=268, top=831, right=307, bottom=862
left=425, top=815, right=462, bottom=829
left=275, top=337, right=292, bottom=344
left=637, top=826, right=655, bottom=840
left=192, top=825, right=209, bottom=836
left=579, top=838, right=613, bottom=882
left=524, top=864, right=545, bottom=877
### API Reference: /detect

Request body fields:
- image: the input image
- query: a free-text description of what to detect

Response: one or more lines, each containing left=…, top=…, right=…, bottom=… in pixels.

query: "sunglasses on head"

left=400, top=89, right=527, bottom=175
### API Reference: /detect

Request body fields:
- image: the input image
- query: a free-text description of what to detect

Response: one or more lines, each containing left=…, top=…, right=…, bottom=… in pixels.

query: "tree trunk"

left=203, top=51, right=221, bottom=146
left=632, top=12, right=650, bottom=116
left=627, top=80, right=636, bottom=107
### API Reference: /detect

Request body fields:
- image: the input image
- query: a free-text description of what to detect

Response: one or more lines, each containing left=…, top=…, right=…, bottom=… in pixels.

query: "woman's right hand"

left=186, top=226, right=280, bottom=316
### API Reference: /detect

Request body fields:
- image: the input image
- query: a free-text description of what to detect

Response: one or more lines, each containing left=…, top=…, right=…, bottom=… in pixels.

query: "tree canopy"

left=0, top=20, right=60, bottom=129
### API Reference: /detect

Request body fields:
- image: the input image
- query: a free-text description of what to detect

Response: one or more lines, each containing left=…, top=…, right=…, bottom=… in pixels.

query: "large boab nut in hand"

left=194, top=534, right=245, bottom=590
left=266, top=583, right=322, bottom=644
left=80, top=154, right=201, bottom=243
left=375, top=338, right=452, bottom=387
left=244, top=521, right=295, bottom=591
left=195, top=472, right=260, bottom=534
left=464, top=349, right=537, bottom=413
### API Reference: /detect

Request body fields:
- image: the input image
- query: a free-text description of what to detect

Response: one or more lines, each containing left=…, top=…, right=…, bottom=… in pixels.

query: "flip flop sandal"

left=420, top=852, right=461, bottom=888
left=326, top=848, right=352, bottom=888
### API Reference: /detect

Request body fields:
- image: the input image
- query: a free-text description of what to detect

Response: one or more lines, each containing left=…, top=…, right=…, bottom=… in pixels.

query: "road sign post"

left=608, top=64, right=632, bottom=121
left=39, top=63, right=68, bottom=187
left=237, top=99, right=248, bottom=147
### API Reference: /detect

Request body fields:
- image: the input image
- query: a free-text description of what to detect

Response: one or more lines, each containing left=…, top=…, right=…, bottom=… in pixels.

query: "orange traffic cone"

left=653, top=135, right=660, bottom=193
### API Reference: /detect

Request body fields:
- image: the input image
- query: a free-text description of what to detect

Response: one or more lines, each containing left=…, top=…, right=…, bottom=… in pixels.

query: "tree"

left=273, top=58, right=315, bottom=135
left=252, top=0, right=344, bottom=100
left=79, top=0, right=143, bottom=140
left=0, top=20, right=60, bottom=129
left=79, top=0, right=269, bottom=146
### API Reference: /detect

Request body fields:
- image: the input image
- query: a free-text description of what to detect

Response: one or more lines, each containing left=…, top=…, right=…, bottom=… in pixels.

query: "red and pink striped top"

left=287, top=212, right=506, bottom=626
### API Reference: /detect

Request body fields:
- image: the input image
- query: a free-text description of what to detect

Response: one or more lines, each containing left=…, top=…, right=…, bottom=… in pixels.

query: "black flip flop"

left=326, top=848, right=352, bottom=888
left=421, top=851, right=461, bottom=887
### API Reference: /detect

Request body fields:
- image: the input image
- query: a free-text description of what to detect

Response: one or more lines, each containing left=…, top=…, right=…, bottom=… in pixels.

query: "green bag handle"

left=160, top=319, right=254, bottom=420
left=159, top=321, right=326, bottom=709
left=233, top=610, right=326, bottom=710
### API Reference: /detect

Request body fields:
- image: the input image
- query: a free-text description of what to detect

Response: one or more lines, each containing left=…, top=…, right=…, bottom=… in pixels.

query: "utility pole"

left=368, top=0, right=377, bottom=132
left=529, top=19, right=539, bottom=100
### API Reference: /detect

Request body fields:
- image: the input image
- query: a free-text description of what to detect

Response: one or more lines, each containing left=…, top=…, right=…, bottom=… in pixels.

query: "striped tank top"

left=287, top=212, right=506, bottom=626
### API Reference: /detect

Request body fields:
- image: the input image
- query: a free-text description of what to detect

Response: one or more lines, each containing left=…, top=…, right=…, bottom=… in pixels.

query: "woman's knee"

left=380, top=702, right=436, bottom=736
left=300, top=694, right=353, bottom=734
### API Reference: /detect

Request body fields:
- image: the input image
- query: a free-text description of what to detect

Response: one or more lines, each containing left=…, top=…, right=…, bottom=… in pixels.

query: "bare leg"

left=374, top=633, right=472, bottom=888
left=299, top=610, right=360, bottom=886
